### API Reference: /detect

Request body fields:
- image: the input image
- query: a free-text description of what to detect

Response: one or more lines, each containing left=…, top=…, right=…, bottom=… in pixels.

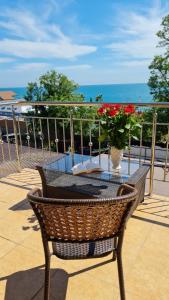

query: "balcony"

left=0, top=101, right=169, bottom=299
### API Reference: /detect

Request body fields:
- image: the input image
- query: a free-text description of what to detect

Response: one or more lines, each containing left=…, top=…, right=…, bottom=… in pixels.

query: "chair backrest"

left=27, top=184, right=137, bottom=242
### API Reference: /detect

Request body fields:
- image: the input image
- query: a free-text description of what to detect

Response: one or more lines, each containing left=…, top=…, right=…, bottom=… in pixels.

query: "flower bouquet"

left=97, top=104, right=142, bottom=169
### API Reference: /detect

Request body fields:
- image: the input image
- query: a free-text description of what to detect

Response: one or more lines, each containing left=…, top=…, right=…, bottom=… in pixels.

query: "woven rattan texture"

left=33, top=200, right=130, bottom=241
left=52, top=238, right=115, bottom=259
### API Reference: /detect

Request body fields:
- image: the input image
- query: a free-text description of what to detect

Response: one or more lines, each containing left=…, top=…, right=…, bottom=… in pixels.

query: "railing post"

left=70, top=110, right=75, bottom=165
left=12, top=106, right=21, bottom=171
left=149, top=111, right=157, bottom=195
left=128, top=130, right=131, bottom=175
left=5, top=118, right=11, bottom=161
left=164, top=125, right=169, bottom=182
left=0, top=125, right=5, bottom=161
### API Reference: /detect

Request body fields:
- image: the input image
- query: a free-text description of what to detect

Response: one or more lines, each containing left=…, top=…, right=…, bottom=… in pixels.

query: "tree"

left=146, top=15, right=169, bottom=143
left=39, top=71, right=80, bottom=101
left=24, top=70, right=87, bottom=116
left=95, top=94, right=103, bottom=102
left=148, top=15, right=169, bottom=102
left=24, top=82, right=42, bottom=102
left=25, top=70, right=81, bottom=102
left=157, top=15, right=169, bottom=50
left=148, top=56, right=169, bottom=101
left=24, top=70, right=99, bottom=152
left=24, top=82, right=44, bottom=115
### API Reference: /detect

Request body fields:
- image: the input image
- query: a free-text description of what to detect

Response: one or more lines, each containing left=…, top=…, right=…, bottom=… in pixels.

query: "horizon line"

left=0, top=82, right=148, bottom=89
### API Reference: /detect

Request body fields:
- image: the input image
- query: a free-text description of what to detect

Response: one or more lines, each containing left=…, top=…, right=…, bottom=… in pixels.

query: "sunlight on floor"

left=0, top=169, right=169, bottom=300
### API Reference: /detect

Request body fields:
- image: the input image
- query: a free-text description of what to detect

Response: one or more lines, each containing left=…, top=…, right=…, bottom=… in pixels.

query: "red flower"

left=106, top=104, right=121, bottom=117
left=97, top=107, right=105, bottom=115
left=103, top=104, right=111, bottom=109
left=114, top=104, right=122, bottom=110
left=108, top=109, right=118, bottom=117
left=124, top=104, right=135, bottom=114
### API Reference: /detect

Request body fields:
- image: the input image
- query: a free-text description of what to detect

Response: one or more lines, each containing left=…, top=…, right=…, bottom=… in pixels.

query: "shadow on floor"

left=0, top=265, right=68, bottom=300
left=0, top=259, right=115, bottom=300
left=136, top=195, right=169, bottom=221
left=9, top=199, right=31, bottom=211
left=132, top=215, right=169, bottom=228
left=0, top=179, right=41, bottom=191
left=8, top=198, right=40, bottom=231
left=22, top=214, right=40, bottom=232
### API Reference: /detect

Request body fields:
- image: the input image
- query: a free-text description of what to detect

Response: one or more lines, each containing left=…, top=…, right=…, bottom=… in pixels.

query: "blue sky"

left=0, top=0, right=168, bottom=87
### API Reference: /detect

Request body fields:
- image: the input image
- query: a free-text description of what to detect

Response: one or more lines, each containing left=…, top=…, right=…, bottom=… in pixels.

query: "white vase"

left=110, top=147, right=123, bottom=170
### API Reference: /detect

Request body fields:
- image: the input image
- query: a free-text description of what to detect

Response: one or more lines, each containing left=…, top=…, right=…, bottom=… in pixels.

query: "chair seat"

left=52, top=238, right=115, bottom=259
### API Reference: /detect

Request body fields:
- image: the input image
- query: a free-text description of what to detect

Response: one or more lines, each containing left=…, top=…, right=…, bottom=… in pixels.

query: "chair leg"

left=117, top=251, right=125, bottom=300
left=112, top=237, right=117, bottom=261
left=44, top=256, right=51, bottom=300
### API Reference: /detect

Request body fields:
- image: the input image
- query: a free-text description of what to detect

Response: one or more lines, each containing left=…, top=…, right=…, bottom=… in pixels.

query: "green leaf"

left=135, top=123, right=142, bottom=128
left=118, top=129, right=124, bottom=133
left=132, top=135, right=139, bottom=140
left=98, top=133, right=108, bottom=142
left=125, top=123, right=131, bottom=129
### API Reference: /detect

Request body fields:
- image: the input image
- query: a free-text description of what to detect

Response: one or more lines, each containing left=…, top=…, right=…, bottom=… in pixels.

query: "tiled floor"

left=0, top=169, right=169, bottom=300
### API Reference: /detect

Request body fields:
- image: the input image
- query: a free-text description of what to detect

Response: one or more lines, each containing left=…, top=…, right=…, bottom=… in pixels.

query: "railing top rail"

left=0, top=100, right=169, bottom=108
left=0, top=101, right=20, bottom=106
left=23, top=115, right=100, bottom=122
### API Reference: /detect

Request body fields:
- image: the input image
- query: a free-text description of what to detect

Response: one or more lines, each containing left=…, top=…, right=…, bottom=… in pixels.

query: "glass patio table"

left=36, top=153, right=149, bottom=202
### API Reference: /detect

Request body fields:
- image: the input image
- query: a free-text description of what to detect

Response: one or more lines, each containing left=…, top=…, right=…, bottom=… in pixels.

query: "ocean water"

left=0, top=83, right=152, bottom=103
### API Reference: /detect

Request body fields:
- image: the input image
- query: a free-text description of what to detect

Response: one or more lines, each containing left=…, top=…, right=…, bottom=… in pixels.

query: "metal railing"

left=0, top=101, right=169, bottom=195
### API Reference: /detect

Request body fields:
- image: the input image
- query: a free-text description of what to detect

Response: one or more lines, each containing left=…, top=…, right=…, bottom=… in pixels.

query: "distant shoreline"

left=78, top=82, right=148, bottom=87
left=0, top=83, right=152, bottom=103
left=0, top=82, right=148, bottom=89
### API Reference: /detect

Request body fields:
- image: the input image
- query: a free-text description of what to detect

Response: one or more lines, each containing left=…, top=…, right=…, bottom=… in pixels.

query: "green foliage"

left=24, top=82, right=45, bottom=115
left=24, top=70, right=81, bottom=103
left=161, top=132, right=169, bottom=144
left=157, top=15, right=169, bottom=50
left=24, top=70, right=99, bottom=150
left=39, top=70, right=79, bottom=101
left=148, top=55, right=169, bottom=101
left=24, top=70, right=97, bottom=118
left=148, top=14, right=169, bottom=102
left=145, top=14, right=169, bottom=143
left=143, top=107, right=169, bottom=144
left=95, top=94, right=103, bottom=102
left=24, top=82, right=42, bottom=101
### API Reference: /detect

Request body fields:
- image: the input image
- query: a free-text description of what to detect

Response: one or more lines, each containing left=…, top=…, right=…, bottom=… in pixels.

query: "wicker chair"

left=27, top=184, right=138, bottom=300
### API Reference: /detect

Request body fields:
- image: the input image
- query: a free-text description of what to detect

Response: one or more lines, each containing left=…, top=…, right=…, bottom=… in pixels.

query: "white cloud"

left=0, top=10, right=49, bottom=41
left=107, top=2, right=168, bottom=60
left=107, top=37, right=159, bottom=59
left=55, top=64, right=92, bottom=70
left=0, top=1, right=168, bottom=86
left=119, top=59, right=151, bottom=67
left=42, top=0, right=76, bottom=20
left=0, top=8, right=97, bottom=59
left=0, top=39, right=96, bottom=59
left=9, top=62, right=91, bottom=72
left=15, top=62, right=50, bottom=71
left=0, top=57, right=15, bottom=63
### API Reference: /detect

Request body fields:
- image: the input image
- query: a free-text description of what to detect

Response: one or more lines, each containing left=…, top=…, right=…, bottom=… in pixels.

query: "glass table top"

left=44, top=153, right=144, bottom=184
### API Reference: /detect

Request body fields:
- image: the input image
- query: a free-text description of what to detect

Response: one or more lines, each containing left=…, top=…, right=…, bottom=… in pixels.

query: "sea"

left=0, top=83, right=152, bottom=103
